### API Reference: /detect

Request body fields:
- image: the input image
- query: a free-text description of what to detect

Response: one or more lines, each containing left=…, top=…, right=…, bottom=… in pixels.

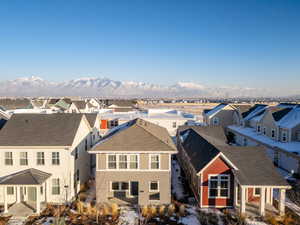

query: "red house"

left=176, top=126, right=290, bottom=216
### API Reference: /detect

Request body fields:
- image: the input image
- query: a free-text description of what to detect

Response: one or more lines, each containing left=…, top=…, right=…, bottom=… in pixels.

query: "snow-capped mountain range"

left=0, top=76, right=274, bottom=98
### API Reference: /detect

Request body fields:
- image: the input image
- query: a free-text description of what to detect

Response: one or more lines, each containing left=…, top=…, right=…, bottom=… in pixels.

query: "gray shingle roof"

left=90, top=118, right=176, bottom=152
left=0, top=168, right=51, bottom=185
left=0, top=114, right=84, bottom=146
left=179, top=126, right=289, bottom=186
left=84, top=113, right=97, bottom=127
left=73, top=101, right=87, bottom=109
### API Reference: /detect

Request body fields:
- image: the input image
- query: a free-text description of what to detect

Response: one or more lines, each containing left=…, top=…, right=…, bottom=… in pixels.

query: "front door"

left=27, top=187, right=37, bottom=201
left=130, top=181, right=139, bottom=196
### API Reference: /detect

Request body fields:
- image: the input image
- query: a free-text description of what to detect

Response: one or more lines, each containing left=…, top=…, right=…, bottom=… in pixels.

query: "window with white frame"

left=52, top=152, right=60, bottom=165
left=212, top=117, right=219, bottom=125
left=257, top=124, right=261, bottom=133
left=5, top=152, right=13, bottom=165
left=150, top=154, right=160, bottom=169
left=172, top=122, right=177, bottom=128
left=254, top=188, right=260, bottom=197
left=149, top=181, right=159, bottom=192
left=108, top=155, right=117, bottom=169
left=282, top=130, right=288, bottom=142
left=20, top=152, right=28, bottom=165
left=271, top=129, right=276, bottom=139
left=208, top=175, right=230, bottom=198
left=37, top=152, right=45, bottom=165
left=119, top=155, right=127, bottom=169
left=7, top=186, right=14, bottom=195
left=52, top=178, right=60, bottom=195
left=111, top=182, right=129, bottom=191
left=108, top=154, right=139, bottom=170
left=263, top=127, right=266, bottom=135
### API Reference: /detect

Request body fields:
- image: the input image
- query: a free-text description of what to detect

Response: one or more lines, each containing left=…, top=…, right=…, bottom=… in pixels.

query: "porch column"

left=240, top=186, right=246, bottom=215
left=16, top=186, right=21, bottom=203
left=270, top=188, right=273, bottom=205
left=36, top=186, right=41, bottom=214
left=234, top=180, right=239, bottom=208
left=259, top=187, right=266, bottom=216
left=279, top=189, right=286, bottom=216
left=3, top=186, right=8, bottom=213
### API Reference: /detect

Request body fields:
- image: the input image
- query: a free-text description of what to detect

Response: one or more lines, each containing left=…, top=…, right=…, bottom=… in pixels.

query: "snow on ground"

left=245, top=219, right=268, bottom=225
left=273, top=189, right=300, bottom=216
left=171, top=159, right=187, bottom=200
left=118, top=207, right=138, bottom=225
left=179, top=207, right=201, bottom=225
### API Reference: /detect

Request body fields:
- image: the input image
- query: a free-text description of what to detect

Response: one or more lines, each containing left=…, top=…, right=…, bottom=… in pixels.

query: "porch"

left=234, top=180, right=288, bottom=217
left=0, top=168, right=51, bottom=215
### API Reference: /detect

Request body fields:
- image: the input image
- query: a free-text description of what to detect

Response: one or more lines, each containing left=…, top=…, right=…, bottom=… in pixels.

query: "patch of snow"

left=205, top=104, right=227, bottom=117
left=118, top=207, right=138, bottom=225
left=245, top=219, right=268, bottom=225
left=273, top=189, right=300, bottom=216
left=171, top=159, right=187, bottom=200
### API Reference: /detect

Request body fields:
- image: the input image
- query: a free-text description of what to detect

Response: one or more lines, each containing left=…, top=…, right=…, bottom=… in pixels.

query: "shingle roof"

left=231, top=104, right=252, bottom=114
left=90, top=118, right=176, bottom=152
left=271, top=107, right=293, bottom=122
left=84, top=113, right=97, bottom=127
left=179, top=126, right=289, bottom=186
left=0, top=168, right=51, bottom=185
left=0, top=98, right=32, bottom=110
left=0, top=114, right=84, bottom=146
left=241, top=104, right=268, bottom=119
left=73, top=101, right=87, bottom=109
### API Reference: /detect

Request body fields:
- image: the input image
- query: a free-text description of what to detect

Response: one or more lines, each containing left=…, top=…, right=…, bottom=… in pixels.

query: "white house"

left=0, top=114, right=93, bottom=214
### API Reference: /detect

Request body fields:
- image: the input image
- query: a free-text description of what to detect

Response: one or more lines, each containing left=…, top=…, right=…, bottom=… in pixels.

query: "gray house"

left=89, top=118, right=177, bottom=205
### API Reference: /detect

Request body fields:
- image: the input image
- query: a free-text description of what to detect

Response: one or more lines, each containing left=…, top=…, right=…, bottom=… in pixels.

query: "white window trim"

left=52, top=152, right=60, bottom=165
left=262, top=127, right=267, bottom=136
left=149, top=154, right=160, bottom=170
left=253, top=188, right=261, bottom=197
left=257, top=124, right=261, bottom=133
left=107, top=154, right=139, bottom=170
left=149, top=181, right=160, bottom=192
left=20, top=152, right=28, bottom=166
left=212, top=117, right=219, bottom=125
left=208, top=174, right=230, bottom=199
left=271, top=129, right=276, bottom=139
left=5, top=152, right=13, bottom=166
left=110, top=181, right=129, bottom=192
left=37, top=152, right=45, bottom=165
left=281, top=130, right=288, bottom=142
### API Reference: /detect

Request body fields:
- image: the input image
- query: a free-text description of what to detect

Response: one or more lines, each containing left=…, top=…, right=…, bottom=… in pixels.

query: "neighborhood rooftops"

left=0, top=113, right=86, bottom=147
left=178, top=126, right=289, bottom=186
left=90, top=118, right=177, bottom=152
left=84, top=113, right=98, bottom=127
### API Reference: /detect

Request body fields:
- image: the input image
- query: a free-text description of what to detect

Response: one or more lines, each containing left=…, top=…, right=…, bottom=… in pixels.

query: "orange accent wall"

left=248, top=188, right=260, bottom=202
left=100, top=120, right=108, bottom=129
left=201, top=157, right=234, bottom=207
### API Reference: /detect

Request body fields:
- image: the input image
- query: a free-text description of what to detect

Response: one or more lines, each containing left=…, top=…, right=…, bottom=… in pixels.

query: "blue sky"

left=0, top=0, right=299, bottom=94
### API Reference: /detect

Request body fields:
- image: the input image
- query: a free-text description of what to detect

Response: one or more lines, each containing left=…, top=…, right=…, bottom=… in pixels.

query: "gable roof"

left=178, top=126, right=289, bottom=186
left=270, top=107, right=293, bottom=122
left=204, top=103, right=228, bottom=117
left=0, top=114, right=84, bottom=146
left=0, top=168, right=51, bottom=185
left=84, top=113, right=97, bottom=127
left=242, top=104, right=268, bottom=120
left=90, top=118, right=176, bottom=152
left=0, top=98, right=32, bottom=110
left=277, top=107, right=300, bottom=129
left=72, top=100, right=87, bottom=109
left=231, top=104, right=252, bottom=114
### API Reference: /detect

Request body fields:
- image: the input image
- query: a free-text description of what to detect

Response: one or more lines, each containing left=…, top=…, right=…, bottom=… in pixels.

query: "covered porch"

left=233, top=180, right=290, bottom=217
left=0, top=168, right=51, bottom=215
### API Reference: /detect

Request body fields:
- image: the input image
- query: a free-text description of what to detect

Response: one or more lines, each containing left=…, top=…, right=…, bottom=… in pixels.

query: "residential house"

left=68, top=100, right=96, bottom=113
left=105, top=99, right=137, bottom=113
left=203, top=103, right=252, bottom=127
left=176, top=126, right=290, bottom=216
left=228, top=104, right=300, bottom=174
left=89, top=118, right=177, bottom=205
left=0, top=114, right=93, bottom=213
left=0, top=98, right=33, bottom=111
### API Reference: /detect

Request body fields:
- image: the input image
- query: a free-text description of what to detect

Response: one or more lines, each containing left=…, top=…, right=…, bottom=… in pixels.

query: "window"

left=76, top=169, right=79, bottom=181
left=254, top=188, right=260, bottom=197
left=52, top=152, right=60, bottom=165
left=129, top=155, right=138, bottom=169
left=172, top=122, right=177, bottom=128
left=257, top=125, right=261, bottom=133
left=149, top=193, right=160, bottom=200
left=213, top=117, right=219, bottom=125
left=150, top=154, right=160, bottom=169
left=52, top=178, right=60, bottom=195
left=208, top=175, right=230, bottom=198
left=119, top=155, right=127, bottom=169
left=149, top=181, right=159, bottom=192
left=243, top=138, right=247, bottom=146
left=7, top=186, right=14, bottom=195
left=108, top=155, right=117, bottom=169
left=111, top=182, right=129, bottom=191
left=75, top=148, right=78, bottom=160
left=271, top=129, right=276, bottom=139
left=5, top=152, right=13, bottom=165
left=108, top=154, right=139, bottom=170
left=110, top=120, right=118, bottom=127
left=85, top=139, right=88, bottom=151
left=37, top=152, right=45, bottom=165
left=40, top=186, right=43, bottom=195
left=20, top=152, right=28, bottom=165
left=263, top=127, right=266, bottom=135
left=282, top=131, right=287, bottom=142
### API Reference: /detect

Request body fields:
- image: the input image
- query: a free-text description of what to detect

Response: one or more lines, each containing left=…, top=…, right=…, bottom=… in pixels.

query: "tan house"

left=203, top=103, right=252, bottom=127
left=89, top=118, right=177, bottom=205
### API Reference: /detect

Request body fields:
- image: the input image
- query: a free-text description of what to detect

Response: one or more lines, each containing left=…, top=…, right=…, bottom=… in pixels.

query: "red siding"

left=100, top=120, right=108, bottom=129
left=201, top=156, right=234, bottom=207
left=248, top=188, right=260, bottom=202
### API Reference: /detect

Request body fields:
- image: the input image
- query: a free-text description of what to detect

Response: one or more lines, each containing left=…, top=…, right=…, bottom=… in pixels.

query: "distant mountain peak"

left=0, top=76, right=273, bottom=98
